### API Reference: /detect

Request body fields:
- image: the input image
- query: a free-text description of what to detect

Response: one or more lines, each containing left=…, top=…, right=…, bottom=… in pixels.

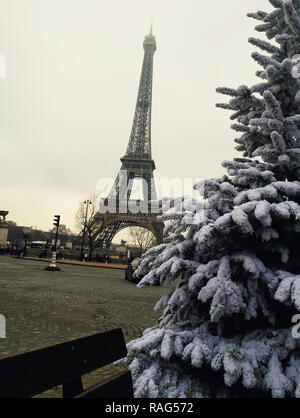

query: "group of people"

left=2, top=244, right=26, bottom=258
left=2, top=244, right=113, bottom=264
left=82, top=253, right=111, bottom=263
left=38, top=249, right=63, bottom=259
left=7, top=245, right=26, bottom=258
left=0, top=246, right=10, bottom=256
left=95, top=253, right=111, bottom=264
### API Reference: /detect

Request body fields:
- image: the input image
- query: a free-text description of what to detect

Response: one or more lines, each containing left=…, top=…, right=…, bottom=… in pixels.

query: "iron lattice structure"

left=95, top=28, right=164, bottom=248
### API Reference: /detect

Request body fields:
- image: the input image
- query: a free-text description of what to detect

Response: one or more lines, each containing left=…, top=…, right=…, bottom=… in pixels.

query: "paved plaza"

left=0, top=256, right=173, bottom=397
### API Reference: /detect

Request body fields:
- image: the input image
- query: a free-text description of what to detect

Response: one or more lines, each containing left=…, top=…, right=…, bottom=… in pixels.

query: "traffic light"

left=53, top=215, right=60, bottom=228
left=23, top=232, right=29, bottom=239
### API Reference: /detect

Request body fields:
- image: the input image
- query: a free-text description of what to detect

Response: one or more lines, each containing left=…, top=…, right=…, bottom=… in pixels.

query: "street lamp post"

left=45, top=215, right=61, bottom=271
left=80, top=200, right=92, bottom=261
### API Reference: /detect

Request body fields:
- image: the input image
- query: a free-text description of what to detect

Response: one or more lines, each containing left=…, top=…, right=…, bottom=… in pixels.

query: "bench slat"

left=76, top=370, right=134, bottom=399
left=0, top=328, right=127, bottom=398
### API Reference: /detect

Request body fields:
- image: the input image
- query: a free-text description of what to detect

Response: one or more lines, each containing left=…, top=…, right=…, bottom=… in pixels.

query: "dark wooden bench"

left=0, top=328, right=134, bottom=398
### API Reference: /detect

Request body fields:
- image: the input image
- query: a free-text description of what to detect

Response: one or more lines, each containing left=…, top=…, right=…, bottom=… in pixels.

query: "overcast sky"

left=0, top=0, right=273, bottom=233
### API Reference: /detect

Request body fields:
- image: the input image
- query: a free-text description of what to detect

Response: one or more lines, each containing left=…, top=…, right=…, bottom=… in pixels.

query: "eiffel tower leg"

left=96, top=224, right=114, bottom=249
left=150, top=218, right=164, bottom=245
left=155, top=228, right=164, bottom=244
left=104, top=224, right=120, bottom=248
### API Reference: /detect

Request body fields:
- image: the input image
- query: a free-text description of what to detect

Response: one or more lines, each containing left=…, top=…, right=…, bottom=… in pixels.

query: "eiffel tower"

left=95, top=27, right=164, bottom=248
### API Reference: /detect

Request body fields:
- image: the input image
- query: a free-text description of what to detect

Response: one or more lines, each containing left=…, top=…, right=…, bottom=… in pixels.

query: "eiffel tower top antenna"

left=150, top=17, right=153, bottom=35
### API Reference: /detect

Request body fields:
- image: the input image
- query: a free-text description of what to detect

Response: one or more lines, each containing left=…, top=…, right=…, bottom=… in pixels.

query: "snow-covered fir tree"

left=125, top=0, right=300, bottom=398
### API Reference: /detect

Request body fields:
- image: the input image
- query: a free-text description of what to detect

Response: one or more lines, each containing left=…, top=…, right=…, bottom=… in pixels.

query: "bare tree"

left=49, top=224, right=73, bottom=246
left=75, top=194, right=102, bottom=260
left=129, top=227, right=155, bottom=252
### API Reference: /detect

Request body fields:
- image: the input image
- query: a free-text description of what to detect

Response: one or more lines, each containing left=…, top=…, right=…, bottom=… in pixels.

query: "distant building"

left=0, top=210, right=9, bottom=248
left=0, top=227, right=8, bottom=247
left=115, top=245, right=127, bottom=254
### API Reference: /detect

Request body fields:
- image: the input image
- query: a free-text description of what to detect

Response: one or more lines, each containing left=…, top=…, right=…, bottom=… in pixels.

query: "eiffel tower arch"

left=95, top=28, right=164, bottom=248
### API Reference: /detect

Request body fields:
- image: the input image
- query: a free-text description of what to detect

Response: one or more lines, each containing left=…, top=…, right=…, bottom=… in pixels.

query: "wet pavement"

left=0, top=256, right=172, bottom=397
